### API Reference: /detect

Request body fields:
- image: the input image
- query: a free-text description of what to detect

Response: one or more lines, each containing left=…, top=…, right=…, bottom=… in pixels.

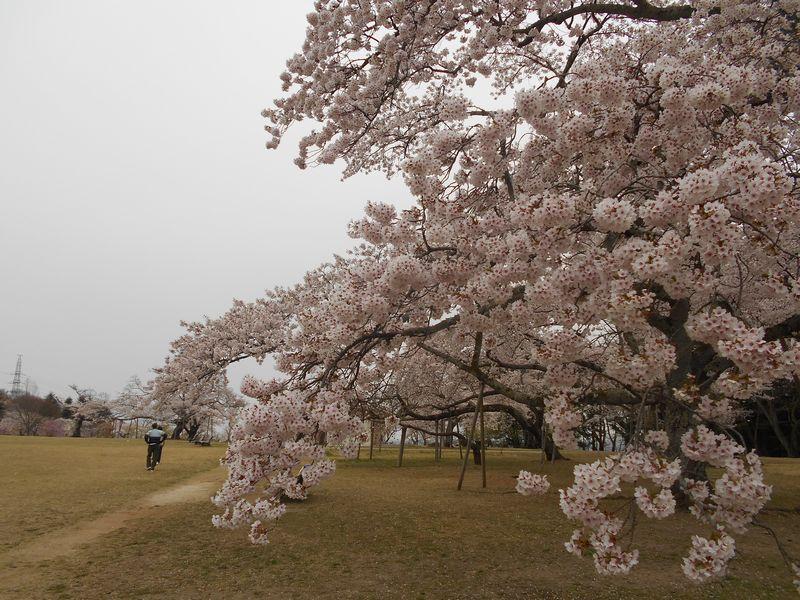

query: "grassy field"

left=1, top=438, right=798, bottom=599
left=0, top=436, right=226, bottom=552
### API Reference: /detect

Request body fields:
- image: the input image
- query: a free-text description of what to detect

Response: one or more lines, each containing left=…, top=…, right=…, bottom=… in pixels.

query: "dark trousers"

left=147, top=444, right=162, bottom=469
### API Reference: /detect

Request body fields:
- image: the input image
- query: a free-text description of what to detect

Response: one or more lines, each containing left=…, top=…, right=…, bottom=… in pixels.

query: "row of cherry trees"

left=116, top=374, right=242, bottom=440
left=155, top=0, right=799, bottom=590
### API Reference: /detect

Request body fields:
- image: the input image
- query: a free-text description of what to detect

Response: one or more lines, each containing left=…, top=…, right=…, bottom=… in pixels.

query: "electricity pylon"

left=10, top=355, right=24, bottom=397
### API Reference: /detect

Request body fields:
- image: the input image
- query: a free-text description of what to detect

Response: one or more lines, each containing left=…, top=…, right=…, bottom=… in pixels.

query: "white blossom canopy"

left=156, top=0, right=800, bottom=587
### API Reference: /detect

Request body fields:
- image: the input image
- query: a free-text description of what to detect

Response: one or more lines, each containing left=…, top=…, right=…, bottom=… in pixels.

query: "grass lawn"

left=1, top=438, right=798, bottom=599
left=0, top=436, right=225, bottom=552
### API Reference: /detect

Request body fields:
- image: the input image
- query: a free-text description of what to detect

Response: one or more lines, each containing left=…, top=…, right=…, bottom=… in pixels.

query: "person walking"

left=145, top=423, right=166, bottom=471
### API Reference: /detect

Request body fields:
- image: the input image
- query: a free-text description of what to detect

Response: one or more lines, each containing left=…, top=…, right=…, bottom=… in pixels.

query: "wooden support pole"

left=459, top=331, right=484, bottom=489
left=434, top=420, right=439, bottom=461
left=457, top=394, right=481, bottom=490
left=433, top=421, right=439, bottom=462
left=397, top=426, right=407, bottom=467
left=436, top=420, right=444, bottom=460
left=478, top=384, right=487, bottom=488
left=369, top=421, right=375, bottom=461
left=540, top=414, right=547, bottom=465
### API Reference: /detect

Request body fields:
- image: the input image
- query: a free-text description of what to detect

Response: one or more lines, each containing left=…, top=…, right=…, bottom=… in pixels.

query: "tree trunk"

left=757, top=399, right=797, bottom=457
left=665, top=401, right=707, bottom=509
left=72, top=415, right=84, bottom=438
left=172, top=421, right=185, bottom=440
left=478, top=393, right=486, bottom=487
left=673, top=459, right=707, bottom=510
left=543, top=432, right=564, bottom=461
left=397, top=426, right=407, bottom=467
left=186, top=421, right=201, bottom=441
left=369, top=421, right=374, bottom=460
left=522, top=425, right=539, bottom=449
left=444, top=419, right=456, bottom=447
left=471, top=441, right=482, bottom=465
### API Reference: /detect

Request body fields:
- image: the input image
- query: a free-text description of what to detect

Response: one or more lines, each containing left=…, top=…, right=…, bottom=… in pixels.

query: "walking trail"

left=0, top=466, right=224, bottom=583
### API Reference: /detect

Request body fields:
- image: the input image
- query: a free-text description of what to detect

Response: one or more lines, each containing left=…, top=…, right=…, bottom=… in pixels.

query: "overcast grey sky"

left=0, top=1, right=408, bottom=399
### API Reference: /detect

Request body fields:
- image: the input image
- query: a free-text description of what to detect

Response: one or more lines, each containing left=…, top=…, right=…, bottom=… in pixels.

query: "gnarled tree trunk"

left=171, top=420, right=185, bottom=440
left=72, top=415, right=84, bottom=438
left=186, top=420, right=202, bottom=441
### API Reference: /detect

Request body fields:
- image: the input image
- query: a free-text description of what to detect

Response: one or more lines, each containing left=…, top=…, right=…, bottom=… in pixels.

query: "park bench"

left=192, top=436, right=212, bottom=446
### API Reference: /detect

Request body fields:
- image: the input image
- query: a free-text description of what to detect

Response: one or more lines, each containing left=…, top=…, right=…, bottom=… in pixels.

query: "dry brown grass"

left=1, top=439, right=798, bottom=599
left=0, top=436, right=225, bottom=552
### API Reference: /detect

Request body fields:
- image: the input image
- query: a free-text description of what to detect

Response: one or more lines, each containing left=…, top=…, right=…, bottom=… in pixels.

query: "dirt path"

left=0, top=467, right=224, bottom=573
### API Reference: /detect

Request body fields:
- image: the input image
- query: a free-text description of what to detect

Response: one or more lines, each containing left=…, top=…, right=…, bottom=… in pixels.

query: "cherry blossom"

left=155, top=0, right=799, bottom=588
left=515, top=470, right=550, bottom=496
left=682, top=528, right=736, bottom=583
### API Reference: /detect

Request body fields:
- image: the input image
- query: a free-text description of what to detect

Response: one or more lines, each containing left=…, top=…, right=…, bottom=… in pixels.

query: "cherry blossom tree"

left=114, top=376, right=157, bottom=422
left=157, top=0, right=799, bottom=589
left=149, top=372, right=242, bottom=440
left=65, top=385, right=112, bottom=437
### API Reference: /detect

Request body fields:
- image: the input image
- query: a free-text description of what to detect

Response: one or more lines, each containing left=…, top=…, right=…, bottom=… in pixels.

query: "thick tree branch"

left=515, top=2, right=710, bottom=47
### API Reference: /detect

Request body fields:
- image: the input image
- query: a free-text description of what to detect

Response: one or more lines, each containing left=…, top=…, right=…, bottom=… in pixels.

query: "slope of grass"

left=0, top=436, right=225, bottom=552
left=1, top=440, right=798, bottom=598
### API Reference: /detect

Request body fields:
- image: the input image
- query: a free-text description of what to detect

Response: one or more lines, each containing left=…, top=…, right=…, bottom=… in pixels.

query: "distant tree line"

left=0, top=385, right=119, bottom=437
left=0, top=373, right=242, bottom=442
left=0, top=391, right=63, bottom=435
